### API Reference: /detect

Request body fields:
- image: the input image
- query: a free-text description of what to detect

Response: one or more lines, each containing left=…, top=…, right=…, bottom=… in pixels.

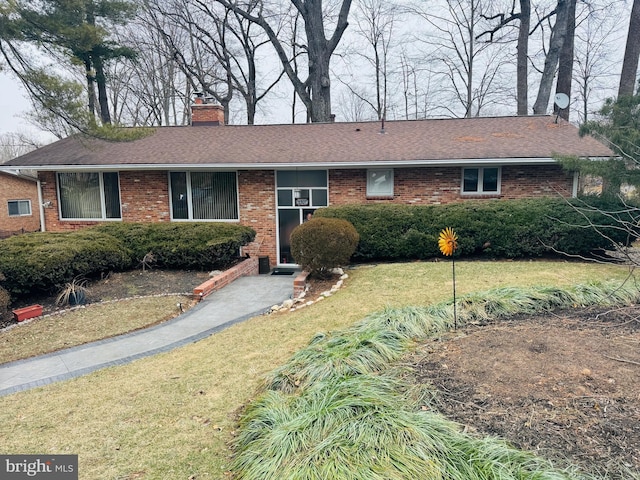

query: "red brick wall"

left=120, top=171, right=171, bottom=222
left=500, top=165, right=574, bottom=198
left=0, top=172, right=40, bottom=234
left=238, top=170, right=277, bottom=262
left=329, top=165, right=574, bottom=205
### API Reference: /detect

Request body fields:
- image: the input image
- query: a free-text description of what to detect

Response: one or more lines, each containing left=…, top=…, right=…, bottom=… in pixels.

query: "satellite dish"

left=554, top=93, right=570, bottom=109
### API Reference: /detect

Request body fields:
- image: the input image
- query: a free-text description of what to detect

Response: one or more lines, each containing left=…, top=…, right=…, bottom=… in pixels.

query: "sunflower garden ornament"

left=438, top=227, right=458, bottom=256
left=439, top=227, right=459, bottom=329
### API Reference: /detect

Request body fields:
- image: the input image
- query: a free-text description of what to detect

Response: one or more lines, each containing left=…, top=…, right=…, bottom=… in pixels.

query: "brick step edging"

left=193, top=257, right=259, bottom=299
left=293, top=271, right=310, bottom=297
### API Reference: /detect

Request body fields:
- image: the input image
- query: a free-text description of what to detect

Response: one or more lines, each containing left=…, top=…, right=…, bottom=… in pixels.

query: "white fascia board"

left=9, top=157, right=567, bottom=172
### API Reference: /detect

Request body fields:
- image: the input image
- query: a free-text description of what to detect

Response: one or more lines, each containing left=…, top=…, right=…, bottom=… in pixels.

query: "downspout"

left=572, top=171, right=579, bottom=198
left=37, top=178, right=46, bottom=232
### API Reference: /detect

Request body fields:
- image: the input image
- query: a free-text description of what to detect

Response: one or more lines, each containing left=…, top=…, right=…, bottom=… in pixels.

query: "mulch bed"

left=405, top=306, right=640, bottom=477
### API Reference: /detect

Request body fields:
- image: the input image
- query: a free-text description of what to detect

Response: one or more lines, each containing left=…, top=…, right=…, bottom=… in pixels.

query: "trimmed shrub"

left=0, top=222, right=256, bottom=299
left=314, top=197, right=636, bottom=261
left=93, top=223, right=256, bottom=270
left=290, top=218, right=359, bottom=277
left=0, top=230, right=131, bottom=296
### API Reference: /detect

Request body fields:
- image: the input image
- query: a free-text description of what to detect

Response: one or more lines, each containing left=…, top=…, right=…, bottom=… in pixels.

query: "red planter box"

left=12, top=305, right=44, bottom=322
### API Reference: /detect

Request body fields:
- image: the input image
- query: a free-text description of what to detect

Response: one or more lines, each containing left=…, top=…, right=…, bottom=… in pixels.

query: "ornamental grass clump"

left=236, top=373, right=583, bottom=480
left=265, top=327, right=408, bottom=393
left=236, top=281, right=640, bottom=480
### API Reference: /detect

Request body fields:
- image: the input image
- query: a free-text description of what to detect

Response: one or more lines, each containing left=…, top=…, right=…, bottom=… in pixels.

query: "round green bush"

left=290, top=218, right=359, bottom=277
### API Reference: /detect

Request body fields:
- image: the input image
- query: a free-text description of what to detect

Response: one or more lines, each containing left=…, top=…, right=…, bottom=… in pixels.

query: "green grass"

left=0, top=260, right=634, bottom=479
left=0, top=295, right=194, bottom=364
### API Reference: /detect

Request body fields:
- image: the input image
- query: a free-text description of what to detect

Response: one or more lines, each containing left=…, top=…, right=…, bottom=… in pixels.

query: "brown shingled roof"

left=2, top=116, right=613, bottom=170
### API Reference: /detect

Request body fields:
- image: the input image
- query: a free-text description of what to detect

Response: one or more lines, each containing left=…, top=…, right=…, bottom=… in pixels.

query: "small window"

left=8, top=200, right=32, bottom=216
left=367, top=169, right=394, bottom=197
left=462, top=167, right=500, bottom=194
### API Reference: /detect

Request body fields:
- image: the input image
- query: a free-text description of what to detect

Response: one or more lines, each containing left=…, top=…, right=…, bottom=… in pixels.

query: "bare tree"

left=411, top=0, right=510, bottom=118
left=572, top=2, right=622, bottom=124
left=108, top=7, right=192, bottom=127
left=215, top=0, right=353, bottom=123
left=618, top=0, right=640, bottom=96
left=142, top=0, right=284, bottom=125
left=342, top=0, right=397, bottom=120
left=335, top=90, right=369, bottom=121
left=532, top=0, right=570, bottom=114
left=478, top=0, right=624, bottom=118
left=477, top=0, right=531, bottom=115
left=516, top=0, right=530, bottom=115
left=553, top=0, right=576, bottom=120
left=0, top=132, right=42, bottom=162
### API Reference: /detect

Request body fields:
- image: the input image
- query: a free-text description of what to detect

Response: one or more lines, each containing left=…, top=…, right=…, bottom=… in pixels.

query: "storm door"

left=276, top=170, right=328, bottom=265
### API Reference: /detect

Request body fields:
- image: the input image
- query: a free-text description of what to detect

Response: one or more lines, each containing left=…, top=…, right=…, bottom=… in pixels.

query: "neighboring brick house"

left=0, top=101, right=613, bottom=267
left=0, top=170, right=41, bottom=237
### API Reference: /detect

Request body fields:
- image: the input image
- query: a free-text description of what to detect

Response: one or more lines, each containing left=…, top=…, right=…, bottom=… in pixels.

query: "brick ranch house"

left=1, top=104, right=613, bottom=267
left=0, top=170, right=41, bottom=238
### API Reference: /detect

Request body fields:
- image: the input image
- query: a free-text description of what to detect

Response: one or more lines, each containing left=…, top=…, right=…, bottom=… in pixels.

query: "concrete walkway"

left=0, top=274, right=295, bottom=397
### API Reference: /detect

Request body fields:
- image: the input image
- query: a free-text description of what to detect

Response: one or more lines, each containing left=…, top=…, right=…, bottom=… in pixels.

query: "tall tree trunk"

left=554, top=0, right=576, bottom=120
left=86, top=4, right=111, bottom=125
left=94, top=55, right=112, bottom=124
left=619, top=0, right=640, bottom=96
left=216, top=0, right=351, bottom=122
left=533, top=0, right=569, bottom=115
left=375, top=46, right=382, bottom=120
left=517, top=0, right=530, bottom=115
left=465, top=0, right=476, bottom=118
left=304, top=0, right=335, bottom=122
left=85, top=58, right=97, bottom=120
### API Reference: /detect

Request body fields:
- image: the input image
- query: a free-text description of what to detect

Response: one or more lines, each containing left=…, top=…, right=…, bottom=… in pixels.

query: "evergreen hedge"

left=93, top=223, right=256, bottom=270
left=314, top=197, right=635, bottom=261
left=0, top=229, right=131, bottom=296
left=0, top=222, right=256, bottom=298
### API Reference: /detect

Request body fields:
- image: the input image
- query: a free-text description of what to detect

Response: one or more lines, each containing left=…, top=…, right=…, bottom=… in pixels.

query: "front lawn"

left=0, top=261, right=632, bottom=479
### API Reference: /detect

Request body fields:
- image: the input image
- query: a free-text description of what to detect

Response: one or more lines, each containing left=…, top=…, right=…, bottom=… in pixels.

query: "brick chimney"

left=191, top=94, right=225, bottom=126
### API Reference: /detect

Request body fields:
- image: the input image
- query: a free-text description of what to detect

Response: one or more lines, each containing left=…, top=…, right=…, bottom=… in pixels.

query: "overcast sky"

left=0, top=73, right=31, bottom=132
left=0, top=72, right=59, bottom=148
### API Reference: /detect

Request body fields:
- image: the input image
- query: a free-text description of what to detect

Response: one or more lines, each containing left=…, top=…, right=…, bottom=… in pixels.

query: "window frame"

left=56, top=171, right=122, bottom=221
left=8, top=199, right=32, bottom=217
left=366, top=168, right=394, bottom=197
left=168, top=171, right=240, bottom=221
left=275, top=170, right=329, bottom=209
left=461, top=167, right=501, bottom=195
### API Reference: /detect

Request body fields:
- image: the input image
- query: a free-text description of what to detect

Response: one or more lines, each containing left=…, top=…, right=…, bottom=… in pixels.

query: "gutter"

left=0, top=157, right=582, bottom=172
